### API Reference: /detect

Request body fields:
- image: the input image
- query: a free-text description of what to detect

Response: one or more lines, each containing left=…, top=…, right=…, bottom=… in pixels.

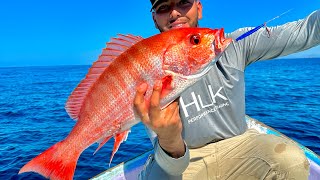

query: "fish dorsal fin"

left=65, top=35, right=144, bottom=120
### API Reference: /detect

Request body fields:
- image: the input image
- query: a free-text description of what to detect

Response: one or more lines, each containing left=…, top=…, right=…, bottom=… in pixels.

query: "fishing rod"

left=235, top=9, right=293, bottom=42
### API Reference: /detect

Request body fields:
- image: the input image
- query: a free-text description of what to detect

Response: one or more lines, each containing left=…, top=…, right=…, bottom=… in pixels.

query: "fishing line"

left=235, top=9, right=293, bottom=42
left=168, top=9, right=295, bottom=80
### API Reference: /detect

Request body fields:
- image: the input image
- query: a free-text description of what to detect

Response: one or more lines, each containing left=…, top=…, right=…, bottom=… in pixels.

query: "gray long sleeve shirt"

left=146, top=10, right=320, bottom=176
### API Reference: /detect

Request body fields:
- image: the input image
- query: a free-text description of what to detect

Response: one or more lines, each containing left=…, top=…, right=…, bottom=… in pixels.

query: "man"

left=134, top=0, right=320, bottom=179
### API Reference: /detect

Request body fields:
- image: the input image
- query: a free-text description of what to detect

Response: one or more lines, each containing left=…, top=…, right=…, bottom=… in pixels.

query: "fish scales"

left=19, top=28, right=232, bottom=180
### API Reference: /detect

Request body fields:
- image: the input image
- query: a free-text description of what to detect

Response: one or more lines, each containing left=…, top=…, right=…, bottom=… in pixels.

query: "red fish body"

left=19, top=28, right=232, bottom=180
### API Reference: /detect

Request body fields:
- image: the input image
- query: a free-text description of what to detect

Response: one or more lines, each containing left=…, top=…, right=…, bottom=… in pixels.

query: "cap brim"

left=150, top=0, right=160, bottom=12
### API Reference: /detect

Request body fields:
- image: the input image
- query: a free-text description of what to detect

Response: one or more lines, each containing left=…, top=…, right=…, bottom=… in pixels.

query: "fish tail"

left=19, top=140, right=81, bottom=180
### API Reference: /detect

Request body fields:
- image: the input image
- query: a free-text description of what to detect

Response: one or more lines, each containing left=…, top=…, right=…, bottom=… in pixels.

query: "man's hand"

left=134, top=80, right=185, bottom=158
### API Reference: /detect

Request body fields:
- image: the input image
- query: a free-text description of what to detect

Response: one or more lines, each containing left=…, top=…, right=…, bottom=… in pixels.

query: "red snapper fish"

left=19, top=28, right=232, bottom=180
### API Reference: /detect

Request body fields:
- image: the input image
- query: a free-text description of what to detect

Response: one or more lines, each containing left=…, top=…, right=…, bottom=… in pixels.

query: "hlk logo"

left=179, top=85, right=228, bottom=118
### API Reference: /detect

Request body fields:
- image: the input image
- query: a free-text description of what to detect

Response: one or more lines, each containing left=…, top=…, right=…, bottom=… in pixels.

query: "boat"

left=91, top=116, right=320, bottom=180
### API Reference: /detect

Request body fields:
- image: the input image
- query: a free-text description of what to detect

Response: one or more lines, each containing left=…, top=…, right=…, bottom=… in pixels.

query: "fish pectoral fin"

left=93, top=136, right=112, bottom=155
left=109, top=130, right=131, bottom=166
left=160, top=75, right=174, bottom=98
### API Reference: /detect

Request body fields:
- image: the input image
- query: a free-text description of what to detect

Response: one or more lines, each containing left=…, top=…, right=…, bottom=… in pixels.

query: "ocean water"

left=1, top=58, right=319, bottom=179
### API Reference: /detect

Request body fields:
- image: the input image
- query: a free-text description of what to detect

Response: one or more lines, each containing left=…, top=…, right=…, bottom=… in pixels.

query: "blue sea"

left=1, top=58, right=319, bottom=179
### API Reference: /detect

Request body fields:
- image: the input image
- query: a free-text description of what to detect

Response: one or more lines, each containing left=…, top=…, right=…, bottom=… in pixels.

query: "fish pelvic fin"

left=109, top=130, right=131, bottom=167
left=19, top=140, right=81, bottom=180
left=93, top=136, right=112, bottom=155
left=65, top=34, right=144, bottom=121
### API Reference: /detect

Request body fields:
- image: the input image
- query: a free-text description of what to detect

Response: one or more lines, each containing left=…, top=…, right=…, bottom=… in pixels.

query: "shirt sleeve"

left=227, top=9, right=320, bottom=71
left=144, top=125, right=190, bottom=176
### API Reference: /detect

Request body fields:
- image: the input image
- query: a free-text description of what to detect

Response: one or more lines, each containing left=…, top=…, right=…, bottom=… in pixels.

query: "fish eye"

left=190, top=34, right=201, bottom=45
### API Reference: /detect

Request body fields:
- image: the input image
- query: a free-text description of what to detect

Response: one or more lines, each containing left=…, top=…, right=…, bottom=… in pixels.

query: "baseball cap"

left=150, top=0, right=197, bottom=12
left=150, top=0, right=161, bottom=11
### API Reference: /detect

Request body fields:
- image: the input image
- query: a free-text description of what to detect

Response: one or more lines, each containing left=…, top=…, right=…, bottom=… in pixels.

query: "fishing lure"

left=236, top=9, right=292, bottom=41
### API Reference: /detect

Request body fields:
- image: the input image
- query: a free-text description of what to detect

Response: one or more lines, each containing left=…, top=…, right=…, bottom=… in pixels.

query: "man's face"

left=152, top=0, right=202, bottom=32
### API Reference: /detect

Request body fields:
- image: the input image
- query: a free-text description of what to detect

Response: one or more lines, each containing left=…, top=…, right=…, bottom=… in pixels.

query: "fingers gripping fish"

left=19, top=28, right=232, bottom=180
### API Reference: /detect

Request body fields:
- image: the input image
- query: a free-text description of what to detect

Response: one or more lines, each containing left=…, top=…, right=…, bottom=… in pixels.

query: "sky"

left=0, top=0, right=319, bottom=67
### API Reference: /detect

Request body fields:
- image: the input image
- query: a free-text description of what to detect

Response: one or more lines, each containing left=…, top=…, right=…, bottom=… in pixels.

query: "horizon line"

left=0, top=57, right=319, bottom=68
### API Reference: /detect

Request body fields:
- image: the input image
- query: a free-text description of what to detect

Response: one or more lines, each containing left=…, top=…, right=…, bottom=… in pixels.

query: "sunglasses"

left=151, top=0, right=195, bottom=14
